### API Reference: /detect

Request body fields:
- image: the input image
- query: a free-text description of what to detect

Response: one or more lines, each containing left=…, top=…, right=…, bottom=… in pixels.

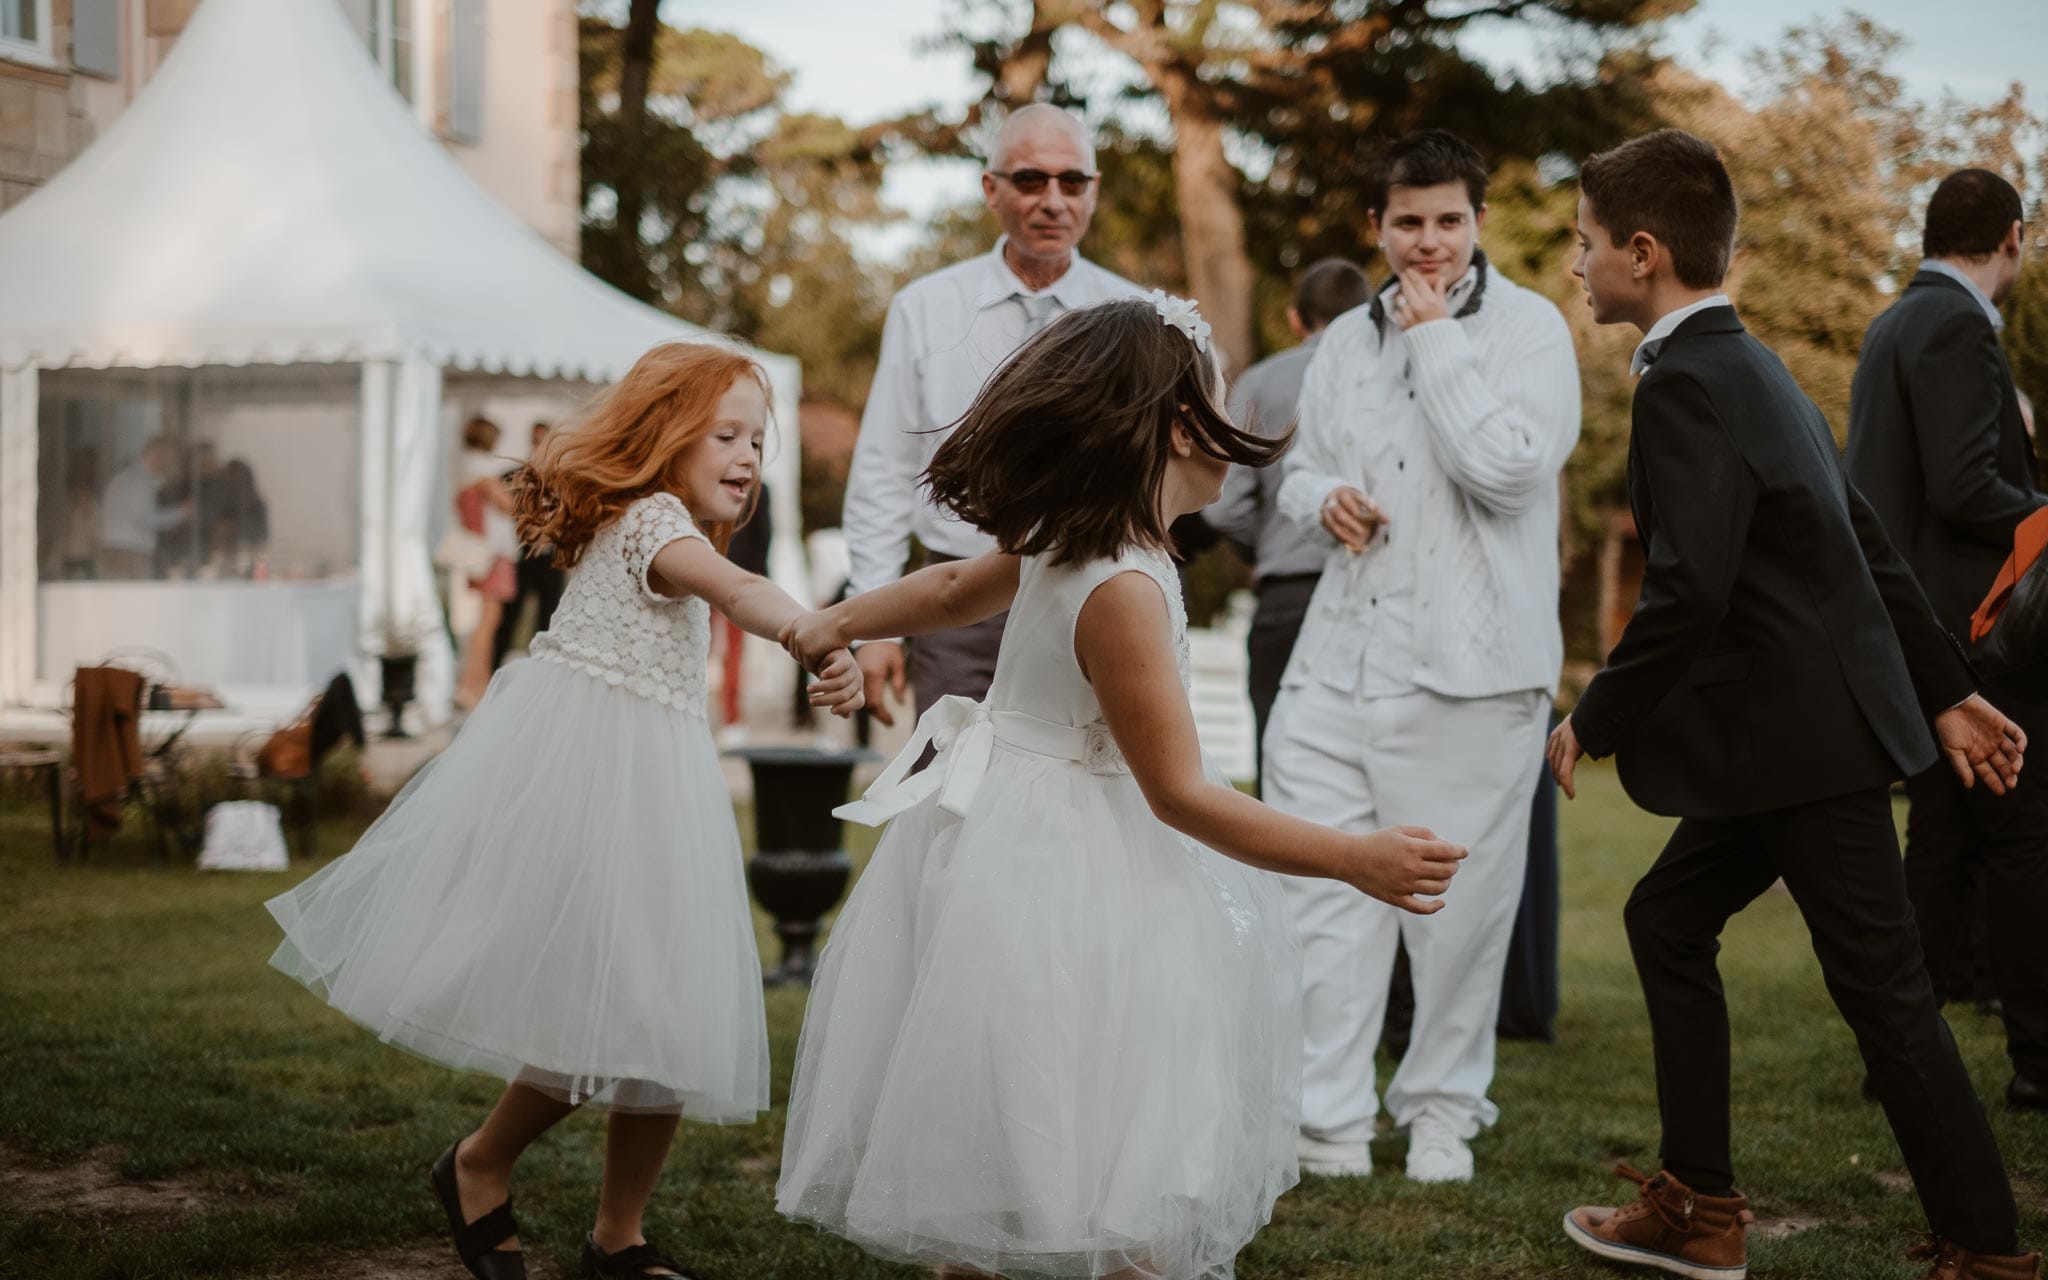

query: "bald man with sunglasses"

left=842, top=104, right=1145, bottom=728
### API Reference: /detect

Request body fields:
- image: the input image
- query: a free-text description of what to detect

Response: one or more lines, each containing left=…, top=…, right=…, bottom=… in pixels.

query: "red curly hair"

left=510, top=343, right=767, bottom=565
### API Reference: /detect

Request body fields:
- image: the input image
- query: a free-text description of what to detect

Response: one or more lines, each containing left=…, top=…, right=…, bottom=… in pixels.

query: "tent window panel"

left=72, top=0, right=120, bottom=78
left=447, top=0, right=484, bottom=144
left=37, top=367, right=360, bottom=585
left=362, top=0, right=413, bottom=102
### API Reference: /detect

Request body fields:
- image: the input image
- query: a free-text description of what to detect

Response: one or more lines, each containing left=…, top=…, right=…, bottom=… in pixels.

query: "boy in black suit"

left=1547, top=129, right=2037, bottom=1280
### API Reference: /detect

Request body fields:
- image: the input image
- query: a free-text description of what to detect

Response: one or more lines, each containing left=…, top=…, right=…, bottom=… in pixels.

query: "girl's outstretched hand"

left=780, top=609, right=846, bottom=674
left=807, top=647, right=866, bottom=718
left=1343, top=825, right=1467, bottom=915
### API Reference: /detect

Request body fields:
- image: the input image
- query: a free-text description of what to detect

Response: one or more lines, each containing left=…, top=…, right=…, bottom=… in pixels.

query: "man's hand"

left=854, top=641, right=909, bottom=728
left=1935, top=693, right=2027, bottom=795
left=1546, top=715, right=1584, bottom=800
left=1319, top=486, right=1385, bottom=553
left=1392, top=268, right=1453, bottom=330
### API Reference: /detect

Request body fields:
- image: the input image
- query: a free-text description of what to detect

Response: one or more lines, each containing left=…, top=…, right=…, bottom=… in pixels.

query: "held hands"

left=1319, top=486, right=1386, bottom=554
left=805, top=648, right=866, bottom=718
left=1345, top=825, right=1468, bottom=915
left=1935, top=693, right=2027, bottom=795
left=1546, top=716, right=1584, bottom=800
left=780, top=607, right=847, bottom=673
left=1391, top=268, right=1453, bottom=330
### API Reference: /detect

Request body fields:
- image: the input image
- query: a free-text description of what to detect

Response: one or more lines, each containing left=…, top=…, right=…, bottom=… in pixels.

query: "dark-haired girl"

left=773, top=294, right=1468, bottom=1279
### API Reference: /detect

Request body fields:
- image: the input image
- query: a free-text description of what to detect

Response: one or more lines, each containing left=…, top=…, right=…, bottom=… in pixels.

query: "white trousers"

left=1263, top=684, right=1548, bottom=1143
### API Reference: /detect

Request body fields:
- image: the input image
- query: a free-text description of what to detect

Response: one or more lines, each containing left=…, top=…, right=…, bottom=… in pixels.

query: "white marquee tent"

left=0, top=0, right=803, bottom=724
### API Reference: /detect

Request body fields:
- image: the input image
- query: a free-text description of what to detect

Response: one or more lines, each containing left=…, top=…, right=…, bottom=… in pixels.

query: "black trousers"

left=1902, top=682, right=2048, bottom=1083
left=492, top=551, right=566, bottom=669
left=1246, top=573, right=1319, bottom=794
left=1626, top=786, right=2017, bottom=1253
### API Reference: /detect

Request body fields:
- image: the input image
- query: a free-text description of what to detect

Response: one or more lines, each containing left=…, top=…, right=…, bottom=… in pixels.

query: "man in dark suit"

left=1549, top=130, right=2037, bottom=1280
left=1848, top=168, right=2048, bottom=1108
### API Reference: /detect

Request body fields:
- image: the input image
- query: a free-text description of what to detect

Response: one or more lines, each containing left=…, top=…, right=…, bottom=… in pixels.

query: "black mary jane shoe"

left=2009, top=1074, right=2048, bottom=1112
left=582, top=1233, right=700, bottom=1279
left=430, top=1142, right=527, bottom=1280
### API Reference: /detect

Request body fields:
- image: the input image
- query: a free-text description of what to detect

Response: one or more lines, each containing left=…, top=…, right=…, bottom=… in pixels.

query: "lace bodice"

left=529, top=493, right=713, bottom=715
left=985, top=546, right=1190, bottom=777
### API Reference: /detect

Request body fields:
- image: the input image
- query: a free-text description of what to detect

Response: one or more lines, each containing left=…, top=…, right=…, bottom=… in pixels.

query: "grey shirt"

left=1204, top=335, right=1327, bottom=582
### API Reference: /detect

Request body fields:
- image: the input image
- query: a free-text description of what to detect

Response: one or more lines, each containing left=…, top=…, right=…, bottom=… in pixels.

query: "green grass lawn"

left=0, top=762, right=2041, bottom=1279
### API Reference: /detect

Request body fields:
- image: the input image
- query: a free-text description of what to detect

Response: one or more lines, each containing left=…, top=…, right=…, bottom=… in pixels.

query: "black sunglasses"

left=989, top=168, right=1099, bottom=197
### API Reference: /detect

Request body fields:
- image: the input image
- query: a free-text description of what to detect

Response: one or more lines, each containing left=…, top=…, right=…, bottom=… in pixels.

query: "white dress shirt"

left=97, top=459, right=185, bottom=555
left=843, top=239, right=1142, bottom=599
left=1276, top=267, right=1581, bottom=700
left=1630, top=294, right=1732, bottom=376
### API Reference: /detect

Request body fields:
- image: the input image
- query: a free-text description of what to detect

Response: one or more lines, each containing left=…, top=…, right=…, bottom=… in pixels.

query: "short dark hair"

left=1292, top=258, right=1372, bottom=331
left=923, top=299, right=1287, bottom=566
left=1579, top=129, right=1738, bottom=290
left=1923, top=168, right=2024, bottom=259
left=1368, top=129, right=1488, bottom=216
left=461, top=415, right=500, bottom=452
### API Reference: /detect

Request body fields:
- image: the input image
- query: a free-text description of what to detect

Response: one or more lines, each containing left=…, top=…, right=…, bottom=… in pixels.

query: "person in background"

left=452, top=416, right=519, bottom=710
left=1846, top=167, right=2048, bottom=1115
left=205, top=457, right=269, bottom=577
left=492, top=422, right=569, bottom=668
left=1202, top=257, right=1372, bottom=792
left=718, top=481, right=774, bottom=729
left=96, top=438, right=188, bottom=580
left=841, top=103, right=1143, bottom=730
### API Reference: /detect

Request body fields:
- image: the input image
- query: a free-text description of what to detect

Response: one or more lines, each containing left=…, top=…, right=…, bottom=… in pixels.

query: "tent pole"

left=0, top=366, right=40, bottom=707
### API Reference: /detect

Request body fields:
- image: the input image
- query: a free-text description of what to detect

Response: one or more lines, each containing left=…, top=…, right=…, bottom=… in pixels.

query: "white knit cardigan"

left=1275, top=270, right=1582, bottom=700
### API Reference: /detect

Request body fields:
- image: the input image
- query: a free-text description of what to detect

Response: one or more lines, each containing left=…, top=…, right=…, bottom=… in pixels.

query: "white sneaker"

left=1404, top=1111, right=1474, bottom=1183
left=1296, top=1132, right=1373, bottom=1177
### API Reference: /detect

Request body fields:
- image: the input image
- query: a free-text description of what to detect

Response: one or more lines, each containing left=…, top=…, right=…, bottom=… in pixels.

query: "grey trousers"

left=910, top=609, right=1011, bottom=721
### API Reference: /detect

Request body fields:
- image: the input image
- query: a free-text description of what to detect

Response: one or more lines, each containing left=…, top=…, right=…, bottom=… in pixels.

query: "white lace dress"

left=777, top=548, right=1303, bottom=1279
left=266, top=494, right=768, bottom=1118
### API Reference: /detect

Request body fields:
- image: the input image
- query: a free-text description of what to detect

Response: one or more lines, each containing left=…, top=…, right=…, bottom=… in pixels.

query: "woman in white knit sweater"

left=1263, top=128, right=1581, bottom=1187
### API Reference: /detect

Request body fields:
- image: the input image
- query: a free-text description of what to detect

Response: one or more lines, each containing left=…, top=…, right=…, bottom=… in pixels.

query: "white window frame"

left=0, top=0, right=57, bottom=70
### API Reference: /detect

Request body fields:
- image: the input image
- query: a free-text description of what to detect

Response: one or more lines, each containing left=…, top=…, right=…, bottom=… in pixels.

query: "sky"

left=681, top=0, right=2048, bottom=262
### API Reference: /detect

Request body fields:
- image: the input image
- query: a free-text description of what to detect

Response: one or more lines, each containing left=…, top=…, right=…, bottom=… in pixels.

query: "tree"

left=910, top=0, right=1679, bottom=372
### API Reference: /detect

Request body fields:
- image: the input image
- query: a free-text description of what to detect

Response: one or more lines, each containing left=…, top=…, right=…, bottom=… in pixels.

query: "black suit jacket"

left=1846, top=268, right=2045, bottom=639
left=1573, top=307, right=1976, bottom=819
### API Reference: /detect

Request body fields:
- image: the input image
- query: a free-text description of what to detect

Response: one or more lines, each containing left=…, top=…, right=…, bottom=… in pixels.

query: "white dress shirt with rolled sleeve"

left=842, top=239, right=1142, bottom=600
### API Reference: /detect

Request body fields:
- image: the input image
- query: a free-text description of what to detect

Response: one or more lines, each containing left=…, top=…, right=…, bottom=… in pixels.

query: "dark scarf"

left=1369, top=248, right=1491, bottom=347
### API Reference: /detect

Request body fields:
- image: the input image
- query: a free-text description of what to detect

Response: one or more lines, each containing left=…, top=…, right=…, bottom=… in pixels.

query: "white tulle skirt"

left=266, top=657, right=768, bottom=1119
left=776, top=744, right=1303, bottom=1279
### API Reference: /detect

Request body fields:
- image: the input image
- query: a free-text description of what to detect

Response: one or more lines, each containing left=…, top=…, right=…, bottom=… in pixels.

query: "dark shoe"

left=1562, top=1164, right=1753, bottom=1278
left=1907, top=1237, right=2041, bottom=1279
left=429, top=1142, right=525, bottom=1280
left=582, top=1234, right=698, bottom=1278
left=2009, top=1075, right=2048, bottom=1112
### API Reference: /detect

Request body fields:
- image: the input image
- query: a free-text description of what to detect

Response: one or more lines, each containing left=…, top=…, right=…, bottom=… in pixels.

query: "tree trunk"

left=1155, top=67, right=1256, bottom=373
left=612, top=0, right=661, bottom=296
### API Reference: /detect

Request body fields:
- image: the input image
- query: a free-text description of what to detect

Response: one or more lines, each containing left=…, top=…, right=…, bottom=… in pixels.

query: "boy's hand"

left=807, top=648, right=866, bottom=719
left=1546, top=716, right=1584, bottom=800
left=1345, top=824, right=1467, bottom=915
left=780, top=609, right=848, bottom=674
left=1936, top=693, right=2026, bottom=794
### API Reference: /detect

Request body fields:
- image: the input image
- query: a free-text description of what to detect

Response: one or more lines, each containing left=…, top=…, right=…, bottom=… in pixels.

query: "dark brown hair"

left=923, top=297, right=1286, bottom=566
left=1293, top=257, right=1372, bottom=331
left=461, top=415, right=500, bottom=452
left=1579, top=129, right=1738, bottom=290
left=1367, top=129, right=1489, bottom=217
left=1924, top=168, right=2024, bottom=259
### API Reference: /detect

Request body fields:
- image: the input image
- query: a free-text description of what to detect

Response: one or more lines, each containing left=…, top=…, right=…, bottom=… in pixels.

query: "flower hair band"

left=1147, top=289, right=1212, bottom=353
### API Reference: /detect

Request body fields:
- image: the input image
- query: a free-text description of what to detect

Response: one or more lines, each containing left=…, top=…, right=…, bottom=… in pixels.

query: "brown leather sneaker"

left=1908, top=1237, right=2043, bottom=1279
left=1562, top=1164, right=1755, bottom=1279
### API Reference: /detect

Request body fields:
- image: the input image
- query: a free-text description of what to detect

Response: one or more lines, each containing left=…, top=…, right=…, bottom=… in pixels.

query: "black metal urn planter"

left=378, top=653, right=418, bottom=739
left=725, top=744, right=877, bottom=987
